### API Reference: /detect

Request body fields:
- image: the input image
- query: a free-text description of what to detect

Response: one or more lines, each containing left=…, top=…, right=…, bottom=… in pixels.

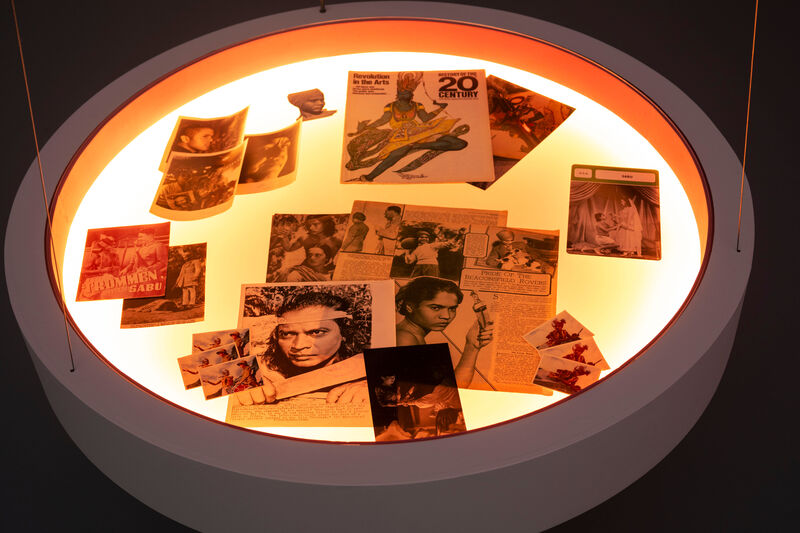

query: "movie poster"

left=341, top=70, right=495, bottom=184
left=76, top=222, right=169, bottom=302
left=120, top=243, right=207, bottom=328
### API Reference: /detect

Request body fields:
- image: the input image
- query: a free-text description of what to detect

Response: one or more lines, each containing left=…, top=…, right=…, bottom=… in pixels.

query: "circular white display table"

left=5, top=3, right=753, bottom=531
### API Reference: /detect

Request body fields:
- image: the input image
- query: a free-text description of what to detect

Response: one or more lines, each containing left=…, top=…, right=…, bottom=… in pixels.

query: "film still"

left=364, top=343, right=466, bottom=441
left=238, top=119, right=301, bottom=194
left=177, top=343, right=238, bottom=389
left=533, top=353, right=602, bottom=395
left=192, top=328, right=250, bottom=356
left=567, top=164, right=662, bottom=260
left=522, top=311, right=593, bottom=350
left=120, top=243, right=206, bottom=328
left=150, top=141, right=247, bottom=221
left=266, top=214, right=350, bottom=282
left=76, top=222, right=169, bottom=302
left=158, top=107, right=248, bottom=171
left=471, top=75, right=575, bottom=188
left=199, top=355, right=262, bottom=400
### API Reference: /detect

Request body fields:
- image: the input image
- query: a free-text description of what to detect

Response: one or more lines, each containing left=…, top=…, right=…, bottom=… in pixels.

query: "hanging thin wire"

left=320, top=0, right=327, bottom=14
left=737, top=0, right=759, bottom=253
left=11, top=0, right=77, bottom=372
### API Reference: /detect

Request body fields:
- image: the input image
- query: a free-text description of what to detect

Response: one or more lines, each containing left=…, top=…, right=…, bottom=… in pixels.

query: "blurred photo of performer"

left=287, top=88, right=337, bottom=121
left=375, top=205, right=401, bottom=254
left=395, top=277, right=493, bottom=387
left=173, top=125, right=215, bottom=153
left=119, top=230, right=167, bottom=277
left=174, top=247, right=203, bottom=309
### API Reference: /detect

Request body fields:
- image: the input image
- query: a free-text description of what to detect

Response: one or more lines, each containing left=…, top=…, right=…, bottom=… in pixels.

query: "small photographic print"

left=522, top=311, right=593, bottom=350
left=364, top=343, right=466, bottom=441
left=199, top=355, right=262, bottom=400
left=287, top=88, right=337, bottom=121
left=533, top=353, right=602, bottom=395
left=238, top=120, right=301, bottom=194
left=389, top=220, right=467, bottom=282
left=266, top=213, right=349, bottom=282
left=539, top=337, right=609, bottom=371
left=158, top=107, right=248, bottom=171
left=120, top=243, right=207, bottom=328
left=178, top=343, right=238, bottom=389
left=151, top=142, right=247, bottom=221
left=471, top=75, right=575, bottom=188
left=76, top=222, right=169, bottom=302
left=567, top=165, right=661, bottom=260
left=192, top=328, right=250, bottom=356
left=464, top=226, right=558, bottom=275
left=341, top=201, right=404, bottom=256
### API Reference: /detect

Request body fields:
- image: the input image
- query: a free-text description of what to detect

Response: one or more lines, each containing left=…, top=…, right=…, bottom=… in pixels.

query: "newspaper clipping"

left=120, top=243, right=206, bottom=328
left=341, top=70, right=495, bottom=183
left=365, top=343, right=466, bottom=441
left=226, top=280, right=395, bottom=427
left=158, top=107, right=248, bottom=171
left=333, top=201, right=507, bottom=282
left=237, top=119, right=301, bottom=194
left=150, top=141, right=247, bottom=221
left=266, top=214, right=350, bottom=282
left=473, top=75, right=575, bottom=188
left=567, top=164, right=662, bottom=260
left=76, top=222, right=169, bottom=302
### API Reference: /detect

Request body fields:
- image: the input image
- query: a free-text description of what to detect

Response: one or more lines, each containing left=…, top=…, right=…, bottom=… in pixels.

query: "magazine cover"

left=120, top=243, right=207, bottom=328
left=341, top=70, right=495, bottom=184
left=471, top=75, right=575, bottom=188
left=567, top=164, right=662, bottom=259
left=76, top=222, right=169, bottom=302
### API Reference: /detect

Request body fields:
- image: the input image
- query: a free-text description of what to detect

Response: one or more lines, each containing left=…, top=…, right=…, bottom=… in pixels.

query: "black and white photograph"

left=390, top=221, right=467, bottom=281
left=340, top=200, right=403, bottom=256
left=364, top=343, right=467, bottom=441
left=287, top=88, right=337, bottom=121
left=150, top=141, right=247, bottom=220
left=227, top=281, right=395, bottom=427
left=120, top=243, right=206, bottom=328
left=466, top=226, right=558, bottom=275
left=177, top=343, right=238, bottom=389
left=533, top=353, right=602, bottom=395
left=523, top=311, right=593, bottom=351
left=237, top=119, right=301, bottom=194
left=192, top=328, right=250, bottom=356
left=567, top=165, right=661, bottom=260
left=266, top=213, right=349, bottom=282
left=539, top=337, right=609, bottom=370
left=394, top=276, right=494, bottom=390
left=76, top=222, right=170, bottom=302
left=199, top=355, right=262, bottom=400
left=158, top=107, right=248, bottom=170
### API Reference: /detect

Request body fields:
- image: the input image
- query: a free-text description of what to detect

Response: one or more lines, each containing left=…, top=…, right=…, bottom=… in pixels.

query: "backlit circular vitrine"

left=5, top=3, right=752, bottom=531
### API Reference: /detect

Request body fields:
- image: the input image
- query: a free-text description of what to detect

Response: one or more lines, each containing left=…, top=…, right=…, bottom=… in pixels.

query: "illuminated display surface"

left=55, top=50, right=702, bottom=443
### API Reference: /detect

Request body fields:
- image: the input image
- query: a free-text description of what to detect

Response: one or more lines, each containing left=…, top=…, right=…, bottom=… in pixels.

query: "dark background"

left=1, top=1, right=793, bottom=531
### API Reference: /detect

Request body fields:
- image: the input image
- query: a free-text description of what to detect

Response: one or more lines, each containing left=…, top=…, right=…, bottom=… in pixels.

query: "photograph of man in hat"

left=287, top=88, right=337, bottom=121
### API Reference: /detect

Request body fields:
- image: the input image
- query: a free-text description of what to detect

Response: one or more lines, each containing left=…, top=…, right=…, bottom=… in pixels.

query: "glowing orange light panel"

left=50, top=20, right=706, bottom=443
